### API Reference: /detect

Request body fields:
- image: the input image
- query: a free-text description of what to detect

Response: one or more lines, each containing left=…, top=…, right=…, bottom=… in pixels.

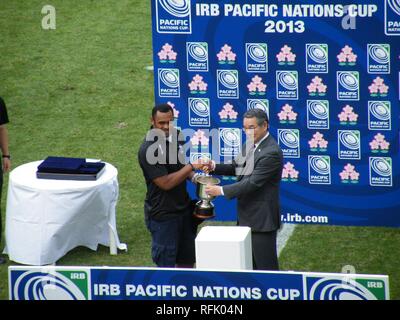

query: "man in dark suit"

left=203, top=109, right=283, bottom=270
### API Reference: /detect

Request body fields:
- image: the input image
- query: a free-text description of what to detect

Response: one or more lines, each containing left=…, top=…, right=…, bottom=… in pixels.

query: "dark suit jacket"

left=214, top=134, right=283, bottom=232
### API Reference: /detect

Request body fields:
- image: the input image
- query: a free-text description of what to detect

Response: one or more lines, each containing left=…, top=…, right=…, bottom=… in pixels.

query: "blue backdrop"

left=150, top=0, right=400, bottom=227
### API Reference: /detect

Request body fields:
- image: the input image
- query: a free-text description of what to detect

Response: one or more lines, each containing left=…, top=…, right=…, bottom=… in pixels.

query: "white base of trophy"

left=195, top=226, right=253, bottom=270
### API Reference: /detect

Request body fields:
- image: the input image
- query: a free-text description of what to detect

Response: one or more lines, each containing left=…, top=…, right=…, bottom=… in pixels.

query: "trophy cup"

left=194, top=175, right=221, bottom=219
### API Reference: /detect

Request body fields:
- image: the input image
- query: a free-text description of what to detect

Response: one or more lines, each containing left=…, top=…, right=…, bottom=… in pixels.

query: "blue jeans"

left=146, top=209, right=197, bottom=267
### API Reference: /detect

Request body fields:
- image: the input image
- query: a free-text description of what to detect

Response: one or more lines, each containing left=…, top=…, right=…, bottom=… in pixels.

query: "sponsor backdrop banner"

left=150, top=0, right=400, bottom=227
left=8, top=266, right=389, bottom=300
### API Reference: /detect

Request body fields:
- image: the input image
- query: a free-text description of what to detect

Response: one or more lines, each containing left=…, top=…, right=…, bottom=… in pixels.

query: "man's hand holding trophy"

left=191, top=158, right=213, bottom=173
left=191, top=158, right=221, bottom=219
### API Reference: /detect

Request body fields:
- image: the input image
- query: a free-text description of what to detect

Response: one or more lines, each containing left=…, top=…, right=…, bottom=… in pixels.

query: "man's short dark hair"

left=243, top=109, right=269, bottom=126
left=152, top=103, right=174, bottom=118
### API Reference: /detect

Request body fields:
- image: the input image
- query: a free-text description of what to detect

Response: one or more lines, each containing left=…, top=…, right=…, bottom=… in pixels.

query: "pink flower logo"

left=277, top=104, right=297, bottom=124
left=338, top=105, right=358, bottom=125
left=247, top=75, right=267, bottom=96
left=370, top=133, right=390, bottom=153
left=368, top=77, right=389, bottom=97
left=340, top=164, right=360, bottom=184
left=276, top=45, right=296, bottom=65
left=166, top=101, right=179, bottom=119
left=309, top=132, right=328, bottom=152
left=217, top=44, right=236, bottom=64
left=219, top=103, right=238, bottom=123
left=188, top=74, right=208, bottom=94
left=337, top=45, right=357, bottom=66
left=282, top=162, right=299, bottom=182
left=190, top=130, right=209, bottom=149
left=307, top=76, right=327, bottom=96
left=158, top=43, right=177, bottom=63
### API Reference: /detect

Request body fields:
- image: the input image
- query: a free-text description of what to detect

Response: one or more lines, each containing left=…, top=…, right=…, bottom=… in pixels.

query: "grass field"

left=0, top=0, right=399, bottom=300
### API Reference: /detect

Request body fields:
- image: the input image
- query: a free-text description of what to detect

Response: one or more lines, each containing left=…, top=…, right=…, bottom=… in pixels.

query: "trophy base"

left=194, top=205, right=215, bottom=219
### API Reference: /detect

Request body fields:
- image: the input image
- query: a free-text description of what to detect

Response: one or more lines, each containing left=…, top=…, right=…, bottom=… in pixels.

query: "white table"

left=3, top=160, right=127, bottom=265
left=195, top=226, right=253, bottom=270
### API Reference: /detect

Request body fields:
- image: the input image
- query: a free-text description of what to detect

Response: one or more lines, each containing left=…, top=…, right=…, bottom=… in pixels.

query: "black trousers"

left=251, top=230, right=279, bottom=271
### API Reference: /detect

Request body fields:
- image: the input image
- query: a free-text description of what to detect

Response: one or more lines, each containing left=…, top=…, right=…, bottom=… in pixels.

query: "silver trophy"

left=194, top=175, right=220, bottom=219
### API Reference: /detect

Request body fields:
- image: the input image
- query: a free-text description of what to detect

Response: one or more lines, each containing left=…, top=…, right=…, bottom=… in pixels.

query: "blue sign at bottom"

left=9, top=266, right=389, bottom=300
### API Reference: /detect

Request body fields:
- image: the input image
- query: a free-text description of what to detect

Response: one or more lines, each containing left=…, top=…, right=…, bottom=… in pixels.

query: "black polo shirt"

left=0, top=97, right=9, bottom=125
left=138, top=132, right=191, bottom=221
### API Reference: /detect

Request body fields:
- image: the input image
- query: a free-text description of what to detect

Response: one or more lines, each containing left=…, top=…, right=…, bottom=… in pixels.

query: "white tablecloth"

left=4, top=160, right=127, bottom=265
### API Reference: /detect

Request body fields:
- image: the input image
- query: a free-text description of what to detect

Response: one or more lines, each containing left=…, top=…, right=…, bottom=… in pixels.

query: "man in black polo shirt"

left=0, top=97, right=11, bottom=265
left=138, top=104, right=197, bottom=268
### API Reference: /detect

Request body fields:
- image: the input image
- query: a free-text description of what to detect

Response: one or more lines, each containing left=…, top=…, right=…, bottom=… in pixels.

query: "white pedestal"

left=195, top=226, right=253, bottom=270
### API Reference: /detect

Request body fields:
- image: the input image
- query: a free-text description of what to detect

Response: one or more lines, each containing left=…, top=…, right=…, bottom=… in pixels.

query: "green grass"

left=0, top=0, right=399, bottom=300
left=279, top=225, right=400, bottom=299
left=0, top=0, right=155, bottom=297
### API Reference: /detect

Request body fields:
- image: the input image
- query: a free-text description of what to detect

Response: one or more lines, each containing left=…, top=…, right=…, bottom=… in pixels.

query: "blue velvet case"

left=37, top=156, right=86, bottom=174
left=37, top=156, right=105, bottom=180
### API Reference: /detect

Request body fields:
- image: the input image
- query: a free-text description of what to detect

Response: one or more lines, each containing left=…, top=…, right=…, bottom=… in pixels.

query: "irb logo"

left=278, top=129, right=300, bottom=158
left=338, top=130, right=361, bottom=160
left=276, top=71, right=299, bottom=100
left=307, top=100, right=329, bottom=130
left=306, top=44, right=328, bottom=73
left=219, top=128, right=241, bottom=156
left=217, top=70, right=239, bottom=99
left=10, top=269, right=90, bottom=300
left=368, top=44, right=390, bottom=74
left=308, top=155, right=331, bottom=185
left=155, top=0, right=191, bottom=34
left=158, top=69, right=180, bottom=97
left=368, top=101, right=391, bottom=131
left=305, top=275, right=387, bottom=300
left=246, top=43, right=268, bottom=73
left=385, top=0, right=400, bottom=36
left=187, top=42, right=208, bottom=71
left=369, top=157, right=392, bottom=187
left=188, top=98, right=210, bottom=127
left=337, top=71, right=359, bottom=101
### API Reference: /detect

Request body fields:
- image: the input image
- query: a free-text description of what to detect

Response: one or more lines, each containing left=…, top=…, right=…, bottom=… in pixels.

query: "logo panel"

left=276, top=71, right=299, bottom=100
left=190, top=152, right=211, bottom=163
left=368, top=101, right=391, bottom=130
left=246, top=43, right=268, bottom=72
left=369, top=157, right=393, bottom=187
left=305, top=276, right=386, bottom=300
left=247, top=99, right=269, bottom=119
left=306, top=44, right=328, bottom=73
left=307, top=100, right=329, bottom=129
left=11, top=270, right=89, bottom=300
left=278, top=129, right=300, bottom=158
left=337, top=71, right=360, bottom=101
left=308, top=155, right=331, bottom=185
left=385, top=0, right=400, bottom=35
left=338, top=130, right=361, bottom=160
left=217, top=70, right=239, bottom=99
left=156, top=0, right=191, bottom=34
left=158, top=68, right=180, bottom=97
left=368, top=44, right=390, bottom=74
left=188, top=98, right=210, bottom=127
left=187, top=42, right=208, bottom=71
left=219, top=128, right=241, bottom=156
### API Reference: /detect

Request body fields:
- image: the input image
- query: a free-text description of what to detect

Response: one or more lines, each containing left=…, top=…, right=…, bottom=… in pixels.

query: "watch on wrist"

left=2, top=155, right=10, bottom=159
